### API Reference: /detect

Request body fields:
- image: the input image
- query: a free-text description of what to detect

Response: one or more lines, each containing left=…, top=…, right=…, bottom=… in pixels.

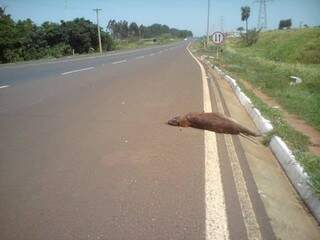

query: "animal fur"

left=167, top=112, right=260, bottom=137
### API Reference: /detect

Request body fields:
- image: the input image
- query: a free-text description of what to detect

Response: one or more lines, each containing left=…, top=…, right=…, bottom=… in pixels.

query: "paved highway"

left=0, top=41, right=319, bottom=239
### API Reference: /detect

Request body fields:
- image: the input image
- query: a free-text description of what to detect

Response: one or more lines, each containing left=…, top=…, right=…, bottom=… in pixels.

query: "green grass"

left=238, top=79, right=320, bottom=196
left=115, top=36, right=180, bottom=50
left=206, top=29, right=320, bottom=131
left=191, top=31, right=320, bottom=196
left=223, top=49, right=320, bottom=131
left=247, top=28, right=320, bottom=64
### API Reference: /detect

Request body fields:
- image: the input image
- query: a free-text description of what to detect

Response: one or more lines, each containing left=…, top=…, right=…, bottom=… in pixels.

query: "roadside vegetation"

left=0, top=7, right=192, bottom=63
left=192, top=27, right=320, bottom=196
left=107, top=20, right=192, bottom=51
left=215, top=28, right=320, bottom=131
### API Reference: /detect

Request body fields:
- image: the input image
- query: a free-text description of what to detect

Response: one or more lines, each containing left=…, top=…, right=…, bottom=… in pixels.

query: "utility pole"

left=206, top=0, right=210, bottom=47
left=93, top=8, right=102, bottom=54
left=220, top=16, right=224, bottom=33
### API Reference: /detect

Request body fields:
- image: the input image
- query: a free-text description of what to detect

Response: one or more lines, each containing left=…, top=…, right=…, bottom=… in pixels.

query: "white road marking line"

left=225, top=136, right=262, bottom=240
left=0, top=85, right=9, bottom=89
left=112, top=60, right=127, bottom=65
left=149, top=53, right=155, bottom=56
left=61, top=67, right=95, bottom=75
left=187, top=43, right=229, bottom=240
left=135, top=56, right=145, bottom=60
left=209, top=77, right=262, bottom=240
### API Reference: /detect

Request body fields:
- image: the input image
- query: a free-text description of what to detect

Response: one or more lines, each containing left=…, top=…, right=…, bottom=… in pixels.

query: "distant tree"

left=119, top=20, right=128, bottom=39
left=107, top=19, right=117, bottom=38
left=100, top=31, right=115, bottom=51
left=0, top=5, right=6, bottom=18
left=278, top=19, right=292, bottom=29
left=139, top=24, right=145, bottom=39
left=42, top=21, right=64, bottom=46
left=0, top=8, right=192, bottom=64
left=237, top=27, right=244, bottom=33
left=241, top=6, right=250, bottom=44
left=107, top=19, right=192, bottom=40
left=129, top=22, right=139, bottom=37
left=0, top=7, right=20, bottom=62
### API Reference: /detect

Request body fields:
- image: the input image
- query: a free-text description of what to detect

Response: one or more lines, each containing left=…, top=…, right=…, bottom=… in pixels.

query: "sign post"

left=211, top=31, right=225, bottom=59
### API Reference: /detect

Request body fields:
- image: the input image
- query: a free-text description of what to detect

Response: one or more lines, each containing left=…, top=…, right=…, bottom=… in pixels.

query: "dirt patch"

left=240, top=79, right=320, bottom=155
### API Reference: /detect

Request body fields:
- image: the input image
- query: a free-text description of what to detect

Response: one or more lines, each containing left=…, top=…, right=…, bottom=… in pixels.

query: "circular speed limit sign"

left=212, top=32, right=225, bottom=45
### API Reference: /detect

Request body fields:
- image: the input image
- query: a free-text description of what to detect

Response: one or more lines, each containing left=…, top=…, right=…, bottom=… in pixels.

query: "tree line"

left=0, top=7, right=193, bottom=63
left=107, top=19, right=193, bottom=39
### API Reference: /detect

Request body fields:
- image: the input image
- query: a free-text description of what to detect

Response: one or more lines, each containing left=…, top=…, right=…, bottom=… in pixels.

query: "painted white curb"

left=270, top=136, right=320, bottom=223
left=214, top=66, right=273, bottom=134
left=212, top=65, right=320, bottom=223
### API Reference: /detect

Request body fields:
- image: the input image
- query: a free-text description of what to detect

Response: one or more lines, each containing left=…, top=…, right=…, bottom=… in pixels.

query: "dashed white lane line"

left=0, top=85, right=9, bottom=89
left=187, top=43, right=229, bottom=240
left=112, top=60, right=127, bottom=65
left=135, top=56, right=145, bottom=60
left=149, top=53, right=155, bottom=56
left=61, top=67, right=95, bottom=75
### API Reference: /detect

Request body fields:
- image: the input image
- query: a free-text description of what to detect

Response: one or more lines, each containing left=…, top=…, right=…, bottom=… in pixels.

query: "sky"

left=1, top=0, right=320, bottom=36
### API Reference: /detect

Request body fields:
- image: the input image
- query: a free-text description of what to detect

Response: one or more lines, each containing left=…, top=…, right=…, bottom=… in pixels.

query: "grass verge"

left=239, top=79, right=320, bottom=196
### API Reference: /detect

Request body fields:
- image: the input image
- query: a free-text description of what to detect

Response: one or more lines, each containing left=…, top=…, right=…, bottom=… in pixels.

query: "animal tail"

left=238, top=125, right=261, bottom=137
left=239, top=133, right=259, bottom=144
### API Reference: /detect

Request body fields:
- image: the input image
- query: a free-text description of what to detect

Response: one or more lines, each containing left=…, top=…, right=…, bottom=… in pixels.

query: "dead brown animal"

left=167, top=112, right=260, bottom=137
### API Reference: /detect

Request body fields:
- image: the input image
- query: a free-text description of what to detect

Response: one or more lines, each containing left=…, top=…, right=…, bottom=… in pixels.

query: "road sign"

left=212, top=32, right=225, bottom=45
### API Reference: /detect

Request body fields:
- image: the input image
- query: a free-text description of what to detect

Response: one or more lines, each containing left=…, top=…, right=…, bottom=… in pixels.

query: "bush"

left=241, top=28, right=261, bottom=46
left=46, top=43, right=72, bottom=58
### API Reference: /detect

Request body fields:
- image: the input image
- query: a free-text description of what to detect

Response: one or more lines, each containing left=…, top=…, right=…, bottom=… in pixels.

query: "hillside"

left=244, top=28, right=320, bottom=64
left=224, top=28, right=320, bottom=131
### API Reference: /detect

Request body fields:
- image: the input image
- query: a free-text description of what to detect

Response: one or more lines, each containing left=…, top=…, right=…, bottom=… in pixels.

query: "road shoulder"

left=207, top=65, right=320, bottom=240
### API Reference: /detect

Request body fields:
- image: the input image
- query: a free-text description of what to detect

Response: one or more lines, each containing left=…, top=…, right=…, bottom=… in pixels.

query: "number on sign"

left=211, top=32, right=225, bottom=45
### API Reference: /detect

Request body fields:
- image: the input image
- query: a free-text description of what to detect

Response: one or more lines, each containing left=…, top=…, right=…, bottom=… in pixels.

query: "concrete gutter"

left=212, top=64, right=320, bottom=223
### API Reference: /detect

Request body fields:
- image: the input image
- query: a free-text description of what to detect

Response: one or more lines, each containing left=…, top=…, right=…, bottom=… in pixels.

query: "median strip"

left=112, top=60, right=127, bottom=65
left=61, top=67, right=95, bottom=75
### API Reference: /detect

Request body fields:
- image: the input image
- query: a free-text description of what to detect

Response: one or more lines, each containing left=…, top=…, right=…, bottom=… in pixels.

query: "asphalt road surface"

left=0, top=41, right=318, bottom=239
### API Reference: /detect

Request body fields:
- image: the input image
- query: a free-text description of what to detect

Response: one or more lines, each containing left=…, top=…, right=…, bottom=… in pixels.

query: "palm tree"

left=241, top=6, right=250, bottom=44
